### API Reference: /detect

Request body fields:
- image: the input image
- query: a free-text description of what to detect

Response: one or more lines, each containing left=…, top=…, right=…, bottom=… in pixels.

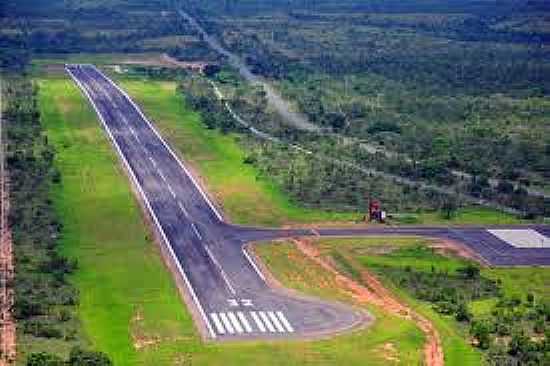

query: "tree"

left=457, top=264, right=480, bottom=279
left=456, top=302, right=472, bottom=322
left=68, top=347, right=112, bottom=366
left=471, top=321, right=493, bottom=349
left=26, top=353, right=64, bottom=366
left=441, top=195, right=458, bottom=219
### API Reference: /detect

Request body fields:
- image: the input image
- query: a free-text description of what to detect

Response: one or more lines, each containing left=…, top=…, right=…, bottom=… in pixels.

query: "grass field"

left=36, top=75, right=427, bottom=365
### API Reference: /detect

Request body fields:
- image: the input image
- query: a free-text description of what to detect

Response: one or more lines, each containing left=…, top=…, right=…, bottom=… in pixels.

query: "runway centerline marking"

left=178, top=202, right=189, bottom=218
left=191, top=223, right=202, bottom=240
left=203, top=243, right=236, bottom=295
left=148, top=156, right=157, bottom=167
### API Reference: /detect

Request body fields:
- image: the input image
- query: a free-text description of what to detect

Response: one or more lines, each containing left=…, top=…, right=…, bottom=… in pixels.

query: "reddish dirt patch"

left=429, top=238, right=488, bottom=266
left=0, top=171, right=15, bottom=365
left=292, top=237, right=444, bottom=366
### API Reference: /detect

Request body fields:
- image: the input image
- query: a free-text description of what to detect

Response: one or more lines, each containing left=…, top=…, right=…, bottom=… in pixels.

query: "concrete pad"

left=488, top=229, right=550, bottom=248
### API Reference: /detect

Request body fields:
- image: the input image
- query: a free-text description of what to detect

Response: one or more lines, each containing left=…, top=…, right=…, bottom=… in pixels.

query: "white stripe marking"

left=178, top=202, right=189, bottom=218
left=259, top=312, right=276, bottom=332
left=242, top=247, right=266, bottom=283
left=166, top=183, right=176, bottom=199
left=237, top=312, right=252, bottom=333
left=250, top=312, right=266, bottom=333
left=276, top=312, right=294, bottom=333
left=227, top=312, right=244, bottom=334
left=268, top=311, right=285, bottom=332
left=128, top=125, right=140, bottom=143
left=158, top=170, right=167, bottom=182
left=210, top=313, right=225, bottom=334
left=219, top=313, right=235, bottom=334
left=148, top=156, right=157, bottom=167
left=203, top=244, right=236, bottom=295
left=191, top=223, right=202, bottom=240
left=65, top=65, right=217, bottom=339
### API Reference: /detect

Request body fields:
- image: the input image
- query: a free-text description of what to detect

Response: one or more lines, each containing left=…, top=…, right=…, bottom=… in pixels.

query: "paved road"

left=67, top=64, right=550, bottom=341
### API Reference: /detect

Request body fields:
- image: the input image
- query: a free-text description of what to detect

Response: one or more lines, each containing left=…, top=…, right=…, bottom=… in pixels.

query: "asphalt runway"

left=66, top=64, right=550, bottom=341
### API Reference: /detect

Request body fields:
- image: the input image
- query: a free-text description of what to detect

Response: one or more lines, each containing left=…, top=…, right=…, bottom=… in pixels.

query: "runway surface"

left=67, top=64, right=550, bottom=341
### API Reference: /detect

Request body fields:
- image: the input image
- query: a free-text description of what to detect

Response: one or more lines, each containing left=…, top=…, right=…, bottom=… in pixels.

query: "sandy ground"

left=291, top=237, right=445, bottom=366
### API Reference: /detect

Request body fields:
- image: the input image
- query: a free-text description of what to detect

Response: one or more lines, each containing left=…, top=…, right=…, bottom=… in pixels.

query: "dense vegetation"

left=179, top=72, right=460, bottom=215
left=4, top=78, right=111, bottom=364
left=180, top=0, right=550, bottom=218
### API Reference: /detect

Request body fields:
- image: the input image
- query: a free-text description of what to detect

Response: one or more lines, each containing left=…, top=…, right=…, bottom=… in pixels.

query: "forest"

left=176, top=0, right=550, bottom=218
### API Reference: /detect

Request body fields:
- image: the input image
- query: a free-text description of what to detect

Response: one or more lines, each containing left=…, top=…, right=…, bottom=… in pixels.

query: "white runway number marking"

left=209, top=311, right=294, bottom=336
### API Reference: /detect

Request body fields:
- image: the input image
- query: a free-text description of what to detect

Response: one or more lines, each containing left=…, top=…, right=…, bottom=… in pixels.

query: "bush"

left=26, top=352, right=64, bottom=366
left=68, top=347, right=112, bottom=366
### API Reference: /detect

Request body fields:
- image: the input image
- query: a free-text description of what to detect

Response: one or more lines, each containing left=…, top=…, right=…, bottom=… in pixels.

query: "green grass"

left=37, top=75, right=427, bottom=365
left=311, top=237, right=485, bottom=366
left=117, top=78, right=360, bottom=226
left=392, top=207, right=523, bottom=226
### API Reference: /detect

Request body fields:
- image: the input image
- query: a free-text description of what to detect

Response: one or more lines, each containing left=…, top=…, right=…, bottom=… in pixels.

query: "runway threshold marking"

left=276, top=311, right=294, bottom=333
left=210, top=313, right=225, bottom=334
left=219, top=313, right=235, bottom=334
left=227, top=312, right=244, bottom=334
left=258, top=312, right=276, bottom=332
left=250, top=312, right=266, bottom=333
left=268, top=311, right=285, bottom=333
left=237, top=312, right=253, bottom=333
left=210, top=311, right=293, bottom=335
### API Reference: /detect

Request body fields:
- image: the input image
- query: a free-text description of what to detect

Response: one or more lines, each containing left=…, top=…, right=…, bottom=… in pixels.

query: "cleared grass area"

left=37, top=75, right=425, bottom=365
left=392, top=206, right=523, bottom=226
